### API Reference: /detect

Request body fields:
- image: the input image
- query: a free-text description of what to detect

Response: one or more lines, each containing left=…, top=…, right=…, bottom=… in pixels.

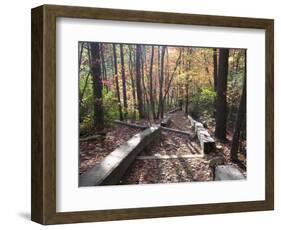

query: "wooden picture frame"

left=31, top=4, right=274, bottom=225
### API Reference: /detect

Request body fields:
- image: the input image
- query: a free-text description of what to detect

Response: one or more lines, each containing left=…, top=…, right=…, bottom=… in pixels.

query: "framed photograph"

left=31, top=4, right=274, bottom=224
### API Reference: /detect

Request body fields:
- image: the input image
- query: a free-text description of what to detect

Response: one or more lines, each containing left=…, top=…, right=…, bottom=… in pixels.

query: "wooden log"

left=167, top=107, right=182, bottom=114
left=113, top=120, right=148, bottom=130
left=215, top=165, right=245, bottom=181
left=80, top=134, right=104, bottom=142
left=137, top=154, right=204, bottom=160
left=161, top=126, right=192, bottom=136
left=79, top=126, right=161, bottom=186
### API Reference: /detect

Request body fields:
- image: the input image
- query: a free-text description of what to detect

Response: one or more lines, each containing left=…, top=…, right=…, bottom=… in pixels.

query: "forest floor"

left=121, top=111, right=213, bottom=184
left=79, top=110, right=246, bottom=183
left=121, top=110, right=246, bottom=184
left=205, top=120, right=247, bottom=171
left=79, top=126, right=141, bottom=174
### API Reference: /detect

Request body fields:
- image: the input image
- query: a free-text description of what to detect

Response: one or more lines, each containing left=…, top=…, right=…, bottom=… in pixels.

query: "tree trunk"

left=164, top=49, right=170, bottom=110
left=185, top=83, right=189, bottom=114
left=120, top=44, right=128, bottom=119
left=213, top=48, right=218, bottom=118
left=149, top=46, right=156, bottom=119
left=78, top=42, right=84, bottom=74
left=136, top=44, right=145, bottom=118
left=141, top=46, right=151, bottom=118
left=156, top=46, right=161, bottom=115
left=128, top=46, right=136, bottom=119
left=113, top=44, right=123, bottom=121
left=185, top=48, right=192, bottom=114
left=230, top=68, right=246, bottom=161
left=100, top=44, right=108, bottom=92
left=213, top=48, right=218, bottom=91
left=140, top=46, right=149, bottom=118
left=89, top=42, right=104, bottom=133
left=153, top=48, right=158, bottom=115
left=215, top=48, right=229, bottom=139
left=158, top=46, right=166, bottom=118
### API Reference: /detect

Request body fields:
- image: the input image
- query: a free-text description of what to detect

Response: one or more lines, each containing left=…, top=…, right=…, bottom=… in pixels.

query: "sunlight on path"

left=121, top=110, right=213, bottom=184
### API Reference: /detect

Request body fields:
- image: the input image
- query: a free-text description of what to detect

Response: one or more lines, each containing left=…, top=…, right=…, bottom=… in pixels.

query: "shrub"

left=190, top=87, right=216, bottom=120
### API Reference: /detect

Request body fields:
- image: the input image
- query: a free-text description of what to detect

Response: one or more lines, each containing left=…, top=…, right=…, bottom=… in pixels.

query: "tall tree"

left=78, top=42, right=84, bottom=74
left=136, top=44, right=145, bottom=118
left=157, top=46, right=166, bottom=118
left=230, top=63, right=246, bottom=161
left=120, top=44, right=128, bottom=119
left=213, top=48, right=218, bottom=91
left=149, top=45, right=156, bottom=119
left=100, top=44, right=108, bottom=92
left=128, top=46, right=136, bottom=119
left=213, top=48, right=218, bottom=118
left=140, top=45, right=150, bottom=117
left=89, top=42, right=104, bottom=133
left=113, top=44, right=123, bottom=121
left=156, top=46, right=161, bottom=112
left=215, top=48, right=229, bottom=139
left=185, top=48, right=192, bottom=114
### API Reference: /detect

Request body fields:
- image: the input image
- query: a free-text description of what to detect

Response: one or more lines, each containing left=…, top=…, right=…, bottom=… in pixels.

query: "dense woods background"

left=79, top=42, right=246, bottom=162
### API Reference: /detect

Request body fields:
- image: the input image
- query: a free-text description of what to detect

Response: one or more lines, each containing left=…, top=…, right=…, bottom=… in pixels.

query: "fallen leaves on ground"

left=121, top=110, right=246, bottom=184
left=140, top=131, right=202, bottom=157
left=122, top=111, right=213, bottom=184
left=80, top=110, right=246, bottom=183
left=79, top=126, right=141, bottom=174
left=122, top=158, right=212, bottom=184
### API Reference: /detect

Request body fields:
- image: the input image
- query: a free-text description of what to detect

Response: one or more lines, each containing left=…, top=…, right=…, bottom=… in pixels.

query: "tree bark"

left=89, top=42, right=104, bottom=133
left=213, top=48, right=218, bottom=118
left=140, top=46, right=149, bottom=118
left=213, top=48, right=218, bottom=91
left=120, top=44, right=128, bottom=119
left=230, top=67, right=246, bottom=161
left=185, top=83, right=189, bottom=114
left=149, top=46, right=156, bottom=119
left=215, top=48, right=229, bottom=139
left=100, top=44, right=108, bottom=92
left=113, top=44, right=123, bottom=121
left=158, top=46, right=166, bottom=118
left=155, top=46, right=161, bottom=114
left=185, top=48, right=192, bottom=114
left=136, top=44, right=145, bottom=118
left=128, top=46, right=136, bottom=119
left=78, top=42, right=84, bottom=74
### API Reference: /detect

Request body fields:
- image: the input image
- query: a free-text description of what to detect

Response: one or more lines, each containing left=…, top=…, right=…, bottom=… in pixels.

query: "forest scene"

left=78, top=41, right=246, bottom=186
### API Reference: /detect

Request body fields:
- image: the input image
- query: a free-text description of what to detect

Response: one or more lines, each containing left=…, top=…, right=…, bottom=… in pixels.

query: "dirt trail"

left=169, top=110, right=193, bottom=131
left=121, top=110, right=213, bottom=184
